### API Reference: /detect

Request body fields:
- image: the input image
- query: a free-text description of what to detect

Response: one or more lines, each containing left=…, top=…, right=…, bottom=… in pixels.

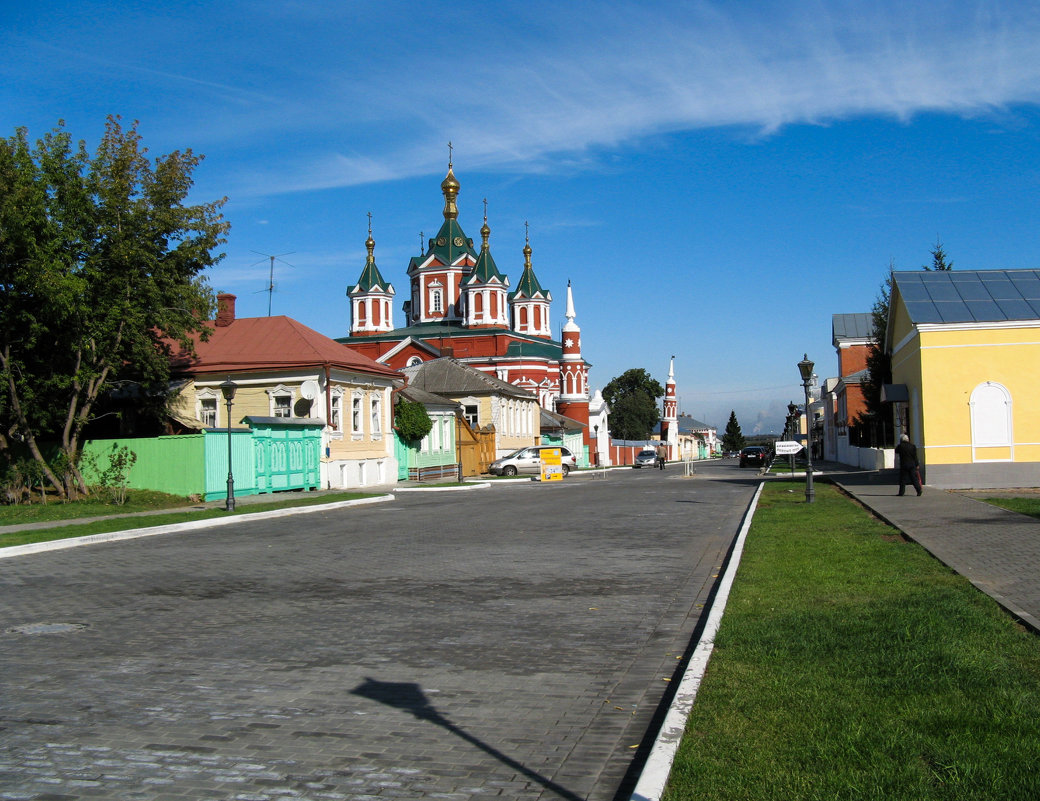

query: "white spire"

left=563, top=280, right=578, bottom=332
left=668, top=355, right=675, bottom=382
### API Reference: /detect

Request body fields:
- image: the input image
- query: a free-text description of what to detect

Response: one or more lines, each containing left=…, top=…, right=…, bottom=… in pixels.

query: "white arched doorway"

left=970, top=382, right=1012, bottom=462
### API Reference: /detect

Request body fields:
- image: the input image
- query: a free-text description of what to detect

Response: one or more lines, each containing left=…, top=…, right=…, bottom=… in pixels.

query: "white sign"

left=774, top=440, right=804, bottom=456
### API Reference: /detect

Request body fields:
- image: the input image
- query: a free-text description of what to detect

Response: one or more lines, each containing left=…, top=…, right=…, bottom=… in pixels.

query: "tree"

left=924, top=238, right=953, bottom=271
left=602, top=368, right=663, bottom=440
left=394, top=399, right=433, bottom=443
left=0, top=118, right=228, bottom=498
left=721, top=411, right=746, bottom=452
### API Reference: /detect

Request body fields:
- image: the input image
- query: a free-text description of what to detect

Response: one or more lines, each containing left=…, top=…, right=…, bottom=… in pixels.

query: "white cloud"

left=218, top=1, right=1040, bottom=197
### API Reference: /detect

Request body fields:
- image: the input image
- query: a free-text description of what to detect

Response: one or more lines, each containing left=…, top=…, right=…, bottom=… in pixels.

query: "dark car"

left=739, top=446, right=768, bottom=468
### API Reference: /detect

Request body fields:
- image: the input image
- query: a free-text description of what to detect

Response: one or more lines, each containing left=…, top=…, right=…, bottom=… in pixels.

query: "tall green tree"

left=0, top=118, right=228, bottom=497
left=602, top=367, right=663, bottom=440
left=721, top=411, right=746, bottom=452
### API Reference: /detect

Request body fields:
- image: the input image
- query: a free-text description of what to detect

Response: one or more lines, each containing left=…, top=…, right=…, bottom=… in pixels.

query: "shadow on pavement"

left=351, top=677, right=584, bottom=801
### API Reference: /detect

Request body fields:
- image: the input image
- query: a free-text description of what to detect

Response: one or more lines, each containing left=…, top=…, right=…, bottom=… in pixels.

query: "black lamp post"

left=797, top=354, right=815, bottom=503
left=220, top=377, right=238, bottom=512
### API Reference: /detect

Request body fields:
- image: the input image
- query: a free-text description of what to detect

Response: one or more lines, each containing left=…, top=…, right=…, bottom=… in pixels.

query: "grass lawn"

left=663, top=479, right=1040, bottom=801
left=0, top=489, right=193, bottom=524
left=979, top=496, right=1040, bottom=521
left=0, top=489, right=379, bottom=549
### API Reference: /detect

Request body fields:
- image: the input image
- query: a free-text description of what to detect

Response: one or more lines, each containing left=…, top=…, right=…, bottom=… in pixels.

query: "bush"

left=84, top=444, right=138, bottom=505
left=395, top=399, right=433, bottom=443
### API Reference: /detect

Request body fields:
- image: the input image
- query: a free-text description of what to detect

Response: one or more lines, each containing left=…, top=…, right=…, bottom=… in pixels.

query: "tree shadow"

left=351, top=677, right=585, bottom=801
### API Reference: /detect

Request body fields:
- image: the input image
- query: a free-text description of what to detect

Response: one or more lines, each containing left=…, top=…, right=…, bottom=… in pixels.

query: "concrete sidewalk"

left=831, top=468, right=1040, bottom=634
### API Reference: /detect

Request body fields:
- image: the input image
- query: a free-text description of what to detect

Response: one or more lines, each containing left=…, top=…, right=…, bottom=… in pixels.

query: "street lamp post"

left=797, top=354, right=815, bottom=503
left=220, top=377, right=238, bottom=512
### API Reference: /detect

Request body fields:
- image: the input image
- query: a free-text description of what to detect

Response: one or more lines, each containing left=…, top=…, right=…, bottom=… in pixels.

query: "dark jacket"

left=895, top=440, right=918, bottom=469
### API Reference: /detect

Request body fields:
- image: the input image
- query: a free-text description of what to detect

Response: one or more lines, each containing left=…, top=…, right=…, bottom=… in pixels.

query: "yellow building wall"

left=893, top=323, right=1040, bottom=466
left=327, top=387, right=392, bottom=461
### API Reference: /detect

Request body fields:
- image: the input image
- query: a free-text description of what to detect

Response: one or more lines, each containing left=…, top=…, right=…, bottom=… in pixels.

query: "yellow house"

left=170, top=294, right=404, bottom=489
left=886, top=270, right=1040, bottom=488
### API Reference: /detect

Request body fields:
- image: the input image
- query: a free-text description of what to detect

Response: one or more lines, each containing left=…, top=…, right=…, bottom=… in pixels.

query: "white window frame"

left=351, top=391, right=364, bottom=438
left=197, top=387, right=219, bottom=428
left=329, top=389, right=343, bottom=431
left=370, top=393, right=382, bottom=438
left=267, top=384, right=295, bottom=418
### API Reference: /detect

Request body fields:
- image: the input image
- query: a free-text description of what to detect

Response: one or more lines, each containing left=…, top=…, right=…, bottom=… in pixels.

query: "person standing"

left=895, top=434, right=922, bottom=496
left=656, top=442, right=667, bottom=470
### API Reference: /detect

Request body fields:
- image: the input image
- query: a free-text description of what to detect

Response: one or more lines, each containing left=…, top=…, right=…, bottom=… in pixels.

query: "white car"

left=489, top=446, right=576, bottom=477
left=633, top=449, right=658, bottom=468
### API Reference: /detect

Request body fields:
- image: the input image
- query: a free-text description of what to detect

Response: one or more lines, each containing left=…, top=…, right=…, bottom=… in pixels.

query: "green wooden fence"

left=83, top=418, right=322, bottom=501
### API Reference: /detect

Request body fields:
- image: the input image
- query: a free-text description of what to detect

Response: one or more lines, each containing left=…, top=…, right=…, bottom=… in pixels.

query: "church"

left=338, top=157, right=592, bottom=445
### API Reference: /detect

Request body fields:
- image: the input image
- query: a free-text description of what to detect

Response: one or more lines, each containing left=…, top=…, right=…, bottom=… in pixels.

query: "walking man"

left=656, top=442, right=667, bottom=470
left=895, top=434, right=922, bottom=496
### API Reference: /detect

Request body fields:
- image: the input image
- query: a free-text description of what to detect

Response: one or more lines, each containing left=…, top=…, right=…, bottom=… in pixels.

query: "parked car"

left=739, top=446, right=768, bottom=468
left=489, top=445, right=576, bottom=476
left=633, top=448, right=658, bottom=468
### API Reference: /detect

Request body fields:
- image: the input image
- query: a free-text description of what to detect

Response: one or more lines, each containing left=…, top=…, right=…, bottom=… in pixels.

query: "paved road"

left=0, top=462, right=760, bottom=800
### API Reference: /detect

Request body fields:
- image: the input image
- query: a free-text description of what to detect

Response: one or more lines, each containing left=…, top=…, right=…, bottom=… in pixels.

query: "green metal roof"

left=509, top=262, right=549, bottom=300
left=466, top=244, right=507, bottom=285
left=350, top=254, right=392, bottom=294
left=425, top=219, right=477, bottom=265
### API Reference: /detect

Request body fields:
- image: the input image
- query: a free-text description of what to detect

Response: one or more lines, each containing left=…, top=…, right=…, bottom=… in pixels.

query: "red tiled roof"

left=172, top=315, right=401, bottom=379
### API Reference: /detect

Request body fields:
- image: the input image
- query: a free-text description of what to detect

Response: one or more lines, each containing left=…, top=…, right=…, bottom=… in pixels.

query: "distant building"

left=823, top=312, right=874, bottom=464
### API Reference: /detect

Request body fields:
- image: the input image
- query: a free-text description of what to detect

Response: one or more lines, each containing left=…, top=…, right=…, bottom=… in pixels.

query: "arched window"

left=519, top=307, right=528, bottom=329
left=970, top=381, right=1012, bottom=461
left=406, top=356, right=423, bottom=367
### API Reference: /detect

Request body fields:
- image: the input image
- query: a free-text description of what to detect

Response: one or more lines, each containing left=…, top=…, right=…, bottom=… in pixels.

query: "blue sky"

left=5, top=1, right=1040, bottom=433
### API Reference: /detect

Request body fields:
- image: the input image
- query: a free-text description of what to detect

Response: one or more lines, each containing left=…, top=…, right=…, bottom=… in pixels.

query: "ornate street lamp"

left=797, top=354, right=815, bottom=503
left=220, top=377, right=238, bottom=512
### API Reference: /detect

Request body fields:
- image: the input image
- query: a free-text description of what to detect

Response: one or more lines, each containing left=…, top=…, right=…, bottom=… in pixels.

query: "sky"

left=5, top=0, right=1040, bottom=434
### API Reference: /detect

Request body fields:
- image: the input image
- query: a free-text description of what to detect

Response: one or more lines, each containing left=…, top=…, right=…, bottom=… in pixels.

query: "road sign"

left=774, top=440, right=803, bottom=456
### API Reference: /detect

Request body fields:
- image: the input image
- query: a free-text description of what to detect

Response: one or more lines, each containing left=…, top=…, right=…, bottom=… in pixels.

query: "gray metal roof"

left=832, top=313, right=873, bottom=343
left=401, top=357, right=537, bottom=400
left=893, top=269, right=1040, bottom=324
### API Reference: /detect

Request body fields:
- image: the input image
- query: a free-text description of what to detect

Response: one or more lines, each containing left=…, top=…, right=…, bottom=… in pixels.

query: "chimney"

left=215, top=293, right=236, bottom=327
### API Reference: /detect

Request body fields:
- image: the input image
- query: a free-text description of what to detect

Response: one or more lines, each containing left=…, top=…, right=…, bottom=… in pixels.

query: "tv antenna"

left=250, top=251, right=296, bottom=316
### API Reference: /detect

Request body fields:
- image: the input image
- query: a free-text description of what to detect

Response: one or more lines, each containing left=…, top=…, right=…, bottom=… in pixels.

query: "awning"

left=881, top=384, right=909, bottom=403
